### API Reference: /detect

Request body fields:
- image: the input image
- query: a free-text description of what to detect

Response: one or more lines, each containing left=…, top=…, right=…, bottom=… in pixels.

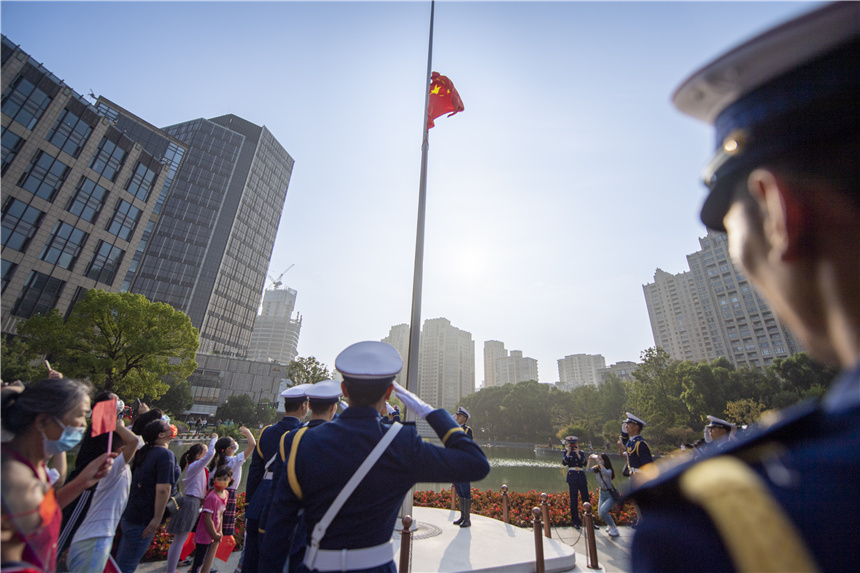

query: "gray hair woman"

left=1, top=378, right=114, bottom=571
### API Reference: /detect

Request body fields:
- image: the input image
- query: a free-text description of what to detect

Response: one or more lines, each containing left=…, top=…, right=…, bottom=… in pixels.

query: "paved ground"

left=136, top=508, right=632, bottom=573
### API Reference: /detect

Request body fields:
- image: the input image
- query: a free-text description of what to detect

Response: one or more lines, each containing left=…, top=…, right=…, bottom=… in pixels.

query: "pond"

left=161, top=442, right=632, bottom=496
left=68, top=440, right=631, bottom=497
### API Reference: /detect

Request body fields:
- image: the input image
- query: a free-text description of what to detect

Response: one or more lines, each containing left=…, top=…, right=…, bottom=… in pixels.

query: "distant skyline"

left=1, top=1, right=818, bottom=388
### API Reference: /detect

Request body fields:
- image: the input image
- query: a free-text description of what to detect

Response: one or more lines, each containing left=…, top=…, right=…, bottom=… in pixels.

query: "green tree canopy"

left=0, top=334, right=43, bottom=383
left=216, top=393, right=256, bottom=424
left=286, top=356, right=331, bottom=386
left=151, top=379, right=194, bottom=418
left=15, top=290, right=198, bottom=401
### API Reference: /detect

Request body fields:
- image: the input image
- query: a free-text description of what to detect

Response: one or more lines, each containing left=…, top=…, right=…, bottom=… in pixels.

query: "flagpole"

left=400, top=0, right=434, bottom=532
left=405, top=2, right=434, bottom=399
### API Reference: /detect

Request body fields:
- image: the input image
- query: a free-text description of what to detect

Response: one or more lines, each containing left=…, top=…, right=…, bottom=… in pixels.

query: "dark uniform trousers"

left=259, top=407, right=490, bottom=573
left=453, top=424, right=473, bottom=499
left=562, top=450, right=588, bottom=527
left=630, top=365, right=860, bottom=572
left=244, top=416, right=303, bottom=573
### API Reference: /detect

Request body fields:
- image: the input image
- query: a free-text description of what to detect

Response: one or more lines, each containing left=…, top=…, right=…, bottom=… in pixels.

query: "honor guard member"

left=630, top=4, right=860, bottom=571
left=261, top=380, right=343, bottom=573
left=262, top=341, right=489, bottom=573
left=451, top=407, right=473, bottom=527
left=243, top=383, right=310, bottom=573
left=703, top=416, right=736, bottom=451
left=562, top=436, right=590, bottom=530
left=618, top=413, right=652, bottom=478
left=381, top=403, right=398, bottom=425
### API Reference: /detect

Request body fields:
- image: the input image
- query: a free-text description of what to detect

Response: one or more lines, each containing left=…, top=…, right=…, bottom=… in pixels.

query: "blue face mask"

left=41, top=417, right=85, bottom=456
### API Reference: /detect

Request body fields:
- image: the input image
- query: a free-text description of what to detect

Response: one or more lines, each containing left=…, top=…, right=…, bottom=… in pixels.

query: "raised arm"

left=240, top=425, right=256, bottom=460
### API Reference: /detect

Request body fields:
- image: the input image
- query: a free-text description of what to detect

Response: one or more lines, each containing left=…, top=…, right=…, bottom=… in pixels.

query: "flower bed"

left=142, top=487, right=636, bottom=561
left=413, top=488, right=637, bottom=528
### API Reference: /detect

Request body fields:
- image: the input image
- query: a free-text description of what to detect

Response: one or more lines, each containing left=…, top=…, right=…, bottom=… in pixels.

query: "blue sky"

left=2, top=1, right=817, bottom=387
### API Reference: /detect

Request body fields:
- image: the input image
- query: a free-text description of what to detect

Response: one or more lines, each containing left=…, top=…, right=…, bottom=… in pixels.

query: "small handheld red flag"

left=427, top=72, right=464, bottom=129
left=216, top=535, right=236, bottom=561
left=91, top=398, right=117, bottom=437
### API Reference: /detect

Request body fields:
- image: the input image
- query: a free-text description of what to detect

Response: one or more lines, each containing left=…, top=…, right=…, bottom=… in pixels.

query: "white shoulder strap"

left=305, top=422, right=403, bottom=568
left=265, top=452, right=279, bottom=471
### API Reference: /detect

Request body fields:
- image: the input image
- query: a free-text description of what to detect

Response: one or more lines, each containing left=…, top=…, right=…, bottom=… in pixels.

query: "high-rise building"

left=557, top=353, right=606, bottom=387
left=597, top=361, right=639, bottom=383
left=130, top=114, right=294, bottom=356
left=1, top=37, right=186, bottom=335
left=496, top=350, right=539, bottom=385
left=382, top=323, right=410, bottom=384
left=482, top=340, right=506, bottom=388
left=247, top=286, right=301, bottom=365
left=643, top=230, right=802, bottom=369
left=418, top=318, right=475, bottom=412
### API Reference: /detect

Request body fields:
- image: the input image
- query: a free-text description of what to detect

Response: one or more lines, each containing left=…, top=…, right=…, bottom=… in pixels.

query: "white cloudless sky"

left=2, top=1, right=818, bottom=387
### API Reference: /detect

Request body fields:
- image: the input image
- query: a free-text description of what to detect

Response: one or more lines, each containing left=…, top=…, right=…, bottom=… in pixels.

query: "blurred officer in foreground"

left=631, top=4, right=860, bottom=571
left=262, top=341, right=489, bottom=572
left=451, top=406, right=473, bottom=527
left=243, top=384, right=309, bottom=573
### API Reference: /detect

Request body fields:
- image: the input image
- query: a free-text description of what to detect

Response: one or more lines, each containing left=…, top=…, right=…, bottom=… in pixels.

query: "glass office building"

left=131, top=114, right=294, bottom=355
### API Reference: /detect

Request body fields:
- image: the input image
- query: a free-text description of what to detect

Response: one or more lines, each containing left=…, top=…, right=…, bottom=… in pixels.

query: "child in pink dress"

left=189, top=466, right=232, bottom=573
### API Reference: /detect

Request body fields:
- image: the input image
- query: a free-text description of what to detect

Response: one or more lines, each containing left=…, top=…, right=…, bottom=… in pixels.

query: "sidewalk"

left=136, top=508, right=632, bottom=573
left=552, top=524, right=633, bottom=573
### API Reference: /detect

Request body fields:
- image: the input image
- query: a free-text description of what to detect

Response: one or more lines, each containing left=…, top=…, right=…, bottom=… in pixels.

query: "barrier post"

left=532, top=507, right=545, bottom=573
left=399, top=515, right=413, bottom=573
left=502, top=485, right=510, bottom=524
left=582, top=502, right=600, bottom=570
left=540, top=493, right=551, bottom=538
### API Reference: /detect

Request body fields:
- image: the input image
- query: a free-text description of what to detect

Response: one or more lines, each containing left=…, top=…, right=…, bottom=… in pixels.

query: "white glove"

left=392, top=382, right=433, bottom=419
left=385, top=402, right=396, bottom=414
left=339, top=400, right=349, bottom=411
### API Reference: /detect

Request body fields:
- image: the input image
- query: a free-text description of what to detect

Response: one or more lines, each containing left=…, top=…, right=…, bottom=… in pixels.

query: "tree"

left=769, top=353, right=838, bottom=398
left=151, top=379, right=194, bottom=418
left=216, top=394, right=256, bottom=425
left=1, top=334, right=43, bottom=383
left=724, top=398, right=766, bottom=426
left=255, top=398, right=280, bottom=426
left=286, top=356, right=331, bottom=386
left=16, top=290, right=199, bottom=401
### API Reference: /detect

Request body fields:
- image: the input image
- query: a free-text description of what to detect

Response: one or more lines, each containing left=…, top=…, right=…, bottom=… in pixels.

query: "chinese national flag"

left=91, top=398, right=117, bottom=437
left=427, top=71, right=464, bottom=129
left=216, top=535, right=237, bottom=561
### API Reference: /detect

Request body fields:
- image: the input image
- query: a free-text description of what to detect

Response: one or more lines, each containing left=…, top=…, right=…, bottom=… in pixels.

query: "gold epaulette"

left=680, top=456, right=819, bottom=572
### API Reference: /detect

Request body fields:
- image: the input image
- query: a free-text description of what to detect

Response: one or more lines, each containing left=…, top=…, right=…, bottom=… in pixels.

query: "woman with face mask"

left=0, top=378, right=115, bottom=572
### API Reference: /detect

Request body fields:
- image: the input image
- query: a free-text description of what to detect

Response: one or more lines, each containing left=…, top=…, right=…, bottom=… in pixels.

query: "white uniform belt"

left=568, top=467, right=583, bottom=471
left=302, top=541, right=393, bottom=572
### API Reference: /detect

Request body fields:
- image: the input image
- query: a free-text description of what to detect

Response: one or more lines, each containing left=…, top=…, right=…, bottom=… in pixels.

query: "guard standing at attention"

left=452, top=406, right=473, bottom=527
left=618, top=413, right=652, bottom=480
left=562, top=436, right=590, bottom=530
left=630, top=4, right=860, bottom=571
left=703, top=415, right=736, bottom=451
left=243, top=384, right=310, bottom=573
left=261, top=341, right=489, bottom=573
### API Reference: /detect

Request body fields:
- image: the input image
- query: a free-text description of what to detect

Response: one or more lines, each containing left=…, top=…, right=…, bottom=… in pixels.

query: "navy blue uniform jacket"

left=245, top=416, right=303, bottom=520
left=260, top=406, right=490, bottom=570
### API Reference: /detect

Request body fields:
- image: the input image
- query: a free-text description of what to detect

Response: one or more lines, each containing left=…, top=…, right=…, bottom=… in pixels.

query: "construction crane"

left=267, top=264, right=294, bottom=289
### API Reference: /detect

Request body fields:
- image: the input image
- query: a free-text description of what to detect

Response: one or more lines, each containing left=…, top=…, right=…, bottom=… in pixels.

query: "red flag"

left=427, top=71, right=464, bottom=129
left=179, top=532, right=196, bottom=561
left=215, top=535, right=237, bottom=561
left=91, top=398, right=117, bottom=437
